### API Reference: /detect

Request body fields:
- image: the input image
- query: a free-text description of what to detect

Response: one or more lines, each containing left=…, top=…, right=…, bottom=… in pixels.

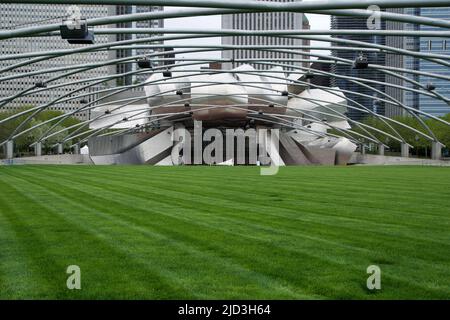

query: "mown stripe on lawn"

left=0, top=182, right=43, bottom=298
left=1, top=168, right=312, bottom=299
left=30, top=165, right=450, bottom=253
left=31, top=165, right=450, bottom=223
left=7, top=166, right=450, bottom=298
left=13, top=168, right=450, bottom=272
left=0, top=171, right=202, bottom=299
left=1, top=166, right=449, bottom=299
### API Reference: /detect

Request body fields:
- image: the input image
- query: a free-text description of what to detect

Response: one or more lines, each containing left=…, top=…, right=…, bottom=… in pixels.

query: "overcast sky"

left=163, top=0, right=331, bottom=62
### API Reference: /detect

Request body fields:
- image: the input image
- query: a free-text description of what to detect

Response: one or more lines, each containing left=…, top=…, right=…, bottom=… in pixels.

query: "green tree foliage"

left=428, top=113, right=450, bottom=150
left=355, top=113, right=450, bottom=156
left=26, top=119, right=68, bottom=154
left=0, top=106, right=88, bottom=157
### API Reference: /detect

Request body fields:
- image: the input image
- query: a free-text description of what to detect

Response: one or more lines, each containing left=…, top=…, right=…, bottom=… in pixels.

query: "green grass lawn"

left=0, top=165, right=449, bottom=299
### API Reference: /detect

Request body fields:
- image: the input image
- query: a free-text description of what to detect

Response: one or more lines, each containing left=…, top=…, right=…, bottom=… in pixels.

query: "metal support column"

left=378, top=144, right=385, bottom=156
left=431, top=141, right=442, bottom=160
left=360, top=144, right=366, bottom=156
left=401, top=143, right=409, bottom=158
left=6, top=140, right=14, bottom=159
left=35, top=142, right=42, bottom=156
left=73, top=144, right=80, bottom=155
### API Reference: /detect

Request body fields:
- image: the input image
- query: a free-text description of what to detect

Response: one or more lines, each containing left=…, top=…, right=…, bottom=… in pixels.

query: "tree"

left=354, top=113, right=450, bottom=157
left=26, top=119, right=70, bottom=153
left=0, top=106, right=89, bottom=157
left=426, top=113, right=450, bottom=150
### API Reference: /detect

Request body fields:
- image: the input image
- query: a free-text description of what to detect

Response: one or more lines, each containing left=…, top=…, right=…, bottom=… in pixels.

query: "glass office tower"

left=330, top=15, right=387, bottom=120
left=405, top=8, right=450, bottom=117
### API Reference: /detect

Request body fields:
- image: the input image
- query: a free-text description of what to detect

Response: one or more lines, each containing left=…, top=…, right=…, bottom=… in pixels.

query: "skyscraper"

left=331, top=9, right=450, bottom=119
left=107, top=5, right=164, bottom=88
left=330, top=8, right=419, bottom=120
left=384, top=8, right=407, bottom=118
left=221, top=0, right=308, bottom=71
left=330, top=15, right=387, bottom=120
left=0, top=3, right=110, bottom=120
left=404, top=8, right=450, bottom=117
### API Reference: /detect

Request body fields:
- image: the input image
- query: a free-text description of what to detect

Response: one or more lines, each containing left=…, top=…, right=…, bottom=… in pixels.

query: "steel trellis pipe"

left=3, top=65, right=445, bottom=147
left=1, top=61, right=445, bottom=145
left=2, top=4, right=450, bottom=41
left=1, top=43, right=448, bottom=124
left=3, top=35, right=450, bottom=83
left=36, top=28, right=450, bottom=38
left=57, top=83, right=378, bottom=145
left=4, top=0, right=450, bottom=11
left=2, top=46, right=449, bottom=107
left=0, top=39, right=446, bottom=146
left=22, top=76, right=398, bottom=148
left=45, top=74, right=422, bottom=147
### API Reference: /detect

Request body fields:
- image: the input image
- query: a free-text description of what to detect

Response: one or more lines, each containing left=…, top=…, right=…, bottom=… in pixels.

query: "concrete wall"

left=90, top=127, right=174, bottom=165
left=1, top=154, right=93, bottom=165
left=349, top=153, right=450, bottom=166
left=88, top=131, right=159, bottom=156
